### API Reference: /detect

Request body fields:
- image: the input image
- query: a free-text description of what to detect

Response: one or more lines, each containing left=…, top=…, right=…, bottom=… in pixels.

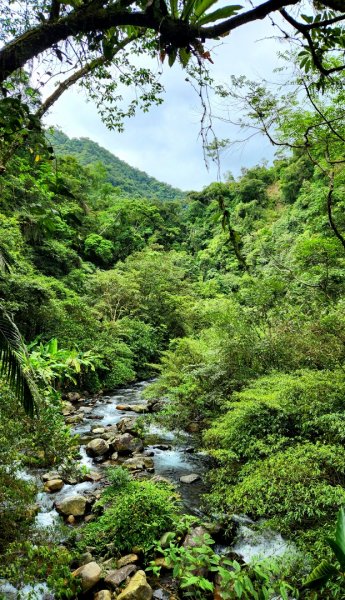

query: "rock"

left=117, top=418, right=138, bottom=435
left=179, top=474, right=200, bottom=484
left=116, top=404, right=132, bottom=411
left=153, top=590, right=170, bottom=600
left=110, top=452, right=119, bottom=461
left=153, top=445, right=171, bottom=451
left=42, top=471, right=59, bottom=481
left=67, top=392, right=81, bottom=402
left=67, top=515, right=76, bottom=524
left=72, top=561, right=101, bottom=592
left=84, top=470, right=103, bottom=482
left=123, top=457, right=153, bottom=471
left=131, top=405, right=147, bottom=414
left=79, top=552, right=94, bottom=566
left=153, top=558, right=169, bottom=569
left=105, top=564, right=137, bottom=588
left=183, top=526, right=209, bottom=549
left=116, top=570, right=152, bottom=600
left=92, top=427, right=106, bottom=435
left=111, top=434, right=143, bottom=454
left=84, top=515, right=96, bottom=523
left=55, top=494, right=87, bottom=517
left=94, top=591, right=112, bottom=600
left=44, top=479, right=64, bottom=493
left=78, top=406, right=93, bottom=414
left=86, top=438, right=110, bottom=457
left=62, top=401, right=74, bottom=416
left=117, top=554, right=139, bottom=568
left=185, top=447, right=195, bottom=454
left=66, top=414, right=84, bottom=424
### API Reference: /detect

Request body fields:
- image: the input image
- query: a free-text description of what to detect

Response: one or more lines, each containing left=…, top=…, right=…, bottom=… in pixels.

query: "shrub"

left=80, top=470, right=180, bottom=555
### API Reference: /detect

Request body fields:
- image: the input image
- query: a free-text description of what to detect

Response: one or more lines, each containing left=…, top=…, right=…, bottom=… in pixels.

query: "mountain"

left=50, top=129, right=185, bottom=202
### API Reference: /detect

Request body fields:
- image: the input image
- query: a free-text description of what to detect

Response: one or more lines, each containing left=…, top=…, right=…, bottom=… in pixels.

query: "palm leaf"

left=197, top=4, right=242, bottom=25
left=169, top=0, right=178, bottom=18
left=0, top=307, right=40, bottom=416
left=303, top=560, right=338, bottom=589
left=181, top=0, right=197, bottom=21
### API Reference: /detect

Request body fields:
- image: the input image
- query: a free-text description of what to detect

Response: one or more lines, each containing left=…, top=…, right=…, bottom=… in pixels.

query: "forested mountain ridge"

left=50, top=129, right=186, bottom=201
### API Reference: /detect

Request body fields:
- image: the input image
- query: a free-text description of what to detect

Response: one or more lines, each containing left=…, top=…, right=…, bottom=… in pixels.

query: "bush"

left=80, top=469, right=180, bottom=555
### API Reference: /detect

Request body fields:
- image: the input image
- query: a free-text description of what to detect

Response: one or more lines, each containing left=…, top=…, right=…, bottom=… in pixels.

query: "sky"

left=43, top=18, right=286, bottom=192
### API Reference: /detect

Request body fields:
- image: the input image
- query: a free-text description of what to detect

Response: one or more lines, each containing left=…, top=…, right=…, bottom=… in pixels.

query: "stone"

left=72, top=561, right=101, bottom=592
left=185, top=447, right=195, bottom=454
left=94, top=591, right=112, bottom=600
left=116, top=404, right=132, bottom=411
left=62, top=401, right=74, bottom=416
left=55, top=494, right=87, bottom=517
left=66, top=414, right=84, bottom=424
left=67, top=392, right=81, bottom=402
left=85, top=470, right=103, bottom=482
left=116, top=570, right=152, bottom=600
left=84, top=514, right=96, bottom=523
left=186, top=422, right=200, bottom=433
left=78, top=406, right=93, bottom=414
left=44, top=479, right=64, bottom=493
left=111, top=434, right=143, bottom=454
left=153, top=590, right=170, bottom=600
left=67, top=515, right=76, bottom=524
left=179, top=474, right=200, bottom=484
left=79, top=552, right=94, bottom=566
left=110, top=452, right=119, bottom=461
left=104, top=564, right=137, bottom=588
left=92, top=427, right=106, bottom=434
left=117, top=554, right=139, bottom=568
left=153, top=558, right=169, bottom=569
left=86, top=438, right=110, bottom=457
left=131, top=405, right=147, bottom=414
left=183, top=526, right=209, bottom=549
left=117, top=418, right=138, bottom=435
left=153, top=445, right=171, bottom=451
left=42, top=471, right=59, bottom=481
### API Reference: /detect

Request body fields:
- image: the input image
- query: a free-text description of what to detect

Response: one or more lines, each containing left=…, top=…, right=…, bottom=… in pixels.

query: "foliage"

left=79, top=468, right=180, bottom=555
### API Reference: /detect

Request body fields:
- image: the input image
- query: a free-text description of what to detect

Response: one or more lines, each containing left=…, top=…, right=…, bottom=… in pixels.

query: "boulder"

left=117, top=418, right=138, bottom=435
left=86, top=438, right=110, bottom=457
left=67, top=392, right=81, bottom=402
left=179, top=474, right=200, bottom=484
left=44, top=479, right=64, bottom=493
left=116, top=571, right=152, bottom=600
left=122, top=457, right=153, bottom=471
left=94, top=591, right=112, bottom=600
left=183, top=526, right=209, bottom=549
left=84, top=470, right=103, bottom=483
left=78, top=552, right=94, bottom=566
left=131, top=405, right=147, bottom=414
left=105, top=564, right=137, bottom=588
left=116, top=404, right=132, bottom=411
left=42, top=471, right=59, bottom=481
left=117, top=554, right=139, bottom=568
left=55, top=494, right=87, bottom=517
left=66, top=414, right=84, bottom=425
left=72, top=561, right=101, bottom=592
left=111, top=434, right=143, bottom=454
left=92, top=427, right=106, bottom=435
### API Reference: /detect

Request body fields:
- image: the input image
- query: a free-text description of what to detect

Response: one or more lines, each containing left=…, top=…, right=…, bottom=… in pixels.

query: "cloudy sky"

left=44, top=18, right=286, bottom=191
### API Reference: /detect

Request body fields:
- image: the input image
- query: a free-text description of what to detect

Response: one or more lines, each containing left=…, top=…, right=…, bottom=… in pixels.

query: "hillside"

left=50, top=129, right=185, bottom=202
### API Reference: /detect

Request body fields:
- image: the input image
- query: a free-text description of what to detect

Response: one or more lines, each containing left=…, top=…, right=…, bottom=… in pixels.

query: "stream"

left=1, top=380, right=294, bottom=599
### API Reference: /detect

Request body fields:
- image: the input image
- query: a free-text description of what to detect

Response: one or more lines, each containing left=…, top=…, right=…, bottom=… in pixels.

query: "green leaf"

left=169, top=0, right=178, bottom=18
left=179, top=48, right=191, bottom=67
left=197, top=4, right=242, bottom=25
left=192, top=0, right=218, bottom=20
left=303, top=560, right=338, bottom=589
left=168, top=48, right=177, bottom=67
left=181, top=0, right=197, bottom=20
left=327, top=538, right=345, bottom=570
left=335, top=507, right=345, bottom=558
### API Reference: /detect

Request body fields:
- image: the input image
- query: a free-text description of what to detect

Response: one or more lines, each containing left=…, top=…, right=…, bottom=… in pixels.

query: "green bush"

left=80, top=470, right=180, bottom=555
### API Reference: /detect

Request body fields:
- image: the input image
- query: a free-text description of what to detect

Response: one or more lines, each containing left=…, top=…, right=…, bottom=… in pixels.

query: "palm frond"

left=0, top=307, right=40, bottom=416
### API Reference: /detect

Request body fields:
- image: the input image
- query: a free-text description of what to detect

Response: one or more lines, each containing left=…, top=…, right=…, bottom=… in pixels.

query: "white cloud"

left=44, top=17, right=286, bottom=191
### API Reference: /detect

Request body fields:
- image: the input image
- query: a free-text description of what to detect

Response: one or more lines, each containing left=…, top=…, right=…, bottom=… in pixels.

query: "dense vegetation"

left=2, top=92, right=345, bottom=596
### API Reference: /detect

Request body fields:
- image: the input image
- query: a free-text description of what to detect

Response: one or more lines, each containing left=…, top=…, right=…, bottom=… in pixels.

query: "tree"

left=0, top=0, right=344, bottom=129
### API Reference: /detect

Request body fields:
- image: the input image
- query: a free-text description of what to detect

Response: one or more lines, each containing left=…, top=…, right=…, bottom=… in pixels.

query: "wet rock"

left=117, top=554, right=139, bottom=568
left=44, top=479, right=64, bottom=493
left=55, top=494, right=87, bottom=517
left=105, top=564, right=137, bottom=588
left=72, top=561, right=101, bottom=592
left=154, top=444, right=171, bottom=451
left=78, top=406, right=93, bottom=414
left=67, top=515, right=76, bottom=525
left=186, top=422, right=200, bottom=433
left=116, top=570, right=152, bottom=600
left=180, top=474, right=200, bottom=484
left=94, top=591, right=112, bottom=600
left=62, top=401, right=75, bottom=416
left=185, top=447, right=195, bottom=454
left=110, top=452, right=119, bottom=461
left=122, top=456, right=154, bottom=471
left=131, top=404, right=147, bottom=414
left=116, top=404, right=132, bottom=411
left=92, top=427, right=106, bottom=435
left=89, top=414, right=103, bottom=420
left=86, top=438, right=110, bottom=457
